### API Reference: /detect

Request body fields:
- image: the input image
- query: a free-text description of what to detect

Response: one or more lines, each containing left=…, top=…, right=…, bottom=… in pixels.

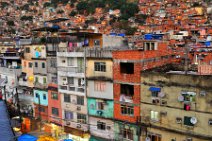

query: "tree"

left=7, top=21, right=15, bottom=26
left=69, top=11, right=77, bottom=17
left=43, top=2, right=51, bottom=8
left=76, top=1, right=88, bottom=11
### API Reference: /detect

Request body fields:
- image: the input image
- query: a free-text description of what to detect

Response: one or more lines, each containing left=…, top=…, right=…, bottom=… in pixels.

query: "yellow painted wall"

left=86, top=59, right=113, bottom=79
left=140, top=73, right=212, bottom=140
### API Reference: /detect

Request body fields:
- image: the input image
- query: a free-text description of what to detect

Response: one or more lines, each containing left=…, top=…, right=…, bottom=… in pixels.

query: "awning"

left=149, top=87, right=161, bottom=92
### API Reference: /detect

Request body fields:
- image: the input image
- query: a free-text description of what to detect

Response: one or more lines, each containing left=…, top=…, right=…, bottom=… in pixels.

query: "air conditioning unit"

left=66, top=121, right=70, bottom=125
left=161, top=100, right=167, bottom=106
left=152, top=99, right=160, bottom=104
left=176, top=117, right=182, bottom=124
left=160, top=111, right=167, bottom=116
left=106, top=126, right=111, bottom=130
left=186, top=138, right=192, bottom=141
left=77, top=106, right=81, bottom=111
left=200, top=91, right=206, bottom=96
left=77, top=124, right=81, bottom=128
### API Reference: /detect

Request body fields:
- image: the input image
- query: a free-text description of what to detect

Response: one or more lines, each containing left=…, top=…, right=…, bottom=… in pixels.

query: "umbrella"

left=18, top=134, right=38, bottom=141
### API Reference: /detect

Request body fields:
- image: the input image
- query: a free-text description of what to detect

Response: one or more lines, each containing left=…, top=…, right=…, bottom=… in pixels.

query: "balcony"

left=63, top=119, right=88, bottom=132
left=34, top=82, right=48, bottom=89
left=58, top=67, right=84, bottom=73
left=59, top=85, right=85, bottom=95
left=57, top=52, right=84, bottom=57
left=0, top=66, right=22, bottom=75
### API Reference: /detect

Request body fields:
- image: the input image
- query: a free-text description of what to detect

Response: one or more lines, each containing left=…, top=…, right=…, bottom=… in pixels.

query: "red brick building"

left=113, top=40, right=175, bottom=123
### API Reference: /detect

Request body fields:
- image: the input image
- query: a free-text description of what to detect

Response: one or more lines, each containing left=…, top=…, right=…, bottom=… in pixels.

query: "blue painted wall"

left=33, top=89, right=48, bottom=106
left=87, top=98, right=113, bottom=118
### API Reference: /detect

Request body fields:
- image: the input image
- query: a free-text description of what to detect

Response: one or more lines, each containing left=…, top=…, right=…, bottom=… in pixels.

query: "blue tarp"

left=149, top=87, right=161, bottom=92
left=0, top=100, right=15, bottom=141
left=64, top=139, right=73, bottom=141
left=18, top=134, right=37, bottom=141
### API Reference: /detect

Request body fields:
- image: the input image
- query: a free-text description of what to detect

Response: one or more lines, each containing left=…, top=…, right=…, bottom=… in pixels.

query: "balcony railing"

left=59, top=85, right=85, bottom=93
left=57, top=52, right=84, bottom=57
left=34, top=82, right=48, bottom=89
left=58, top=67, right=84, bottom=73
left=0, top=66, right=22, bottom=74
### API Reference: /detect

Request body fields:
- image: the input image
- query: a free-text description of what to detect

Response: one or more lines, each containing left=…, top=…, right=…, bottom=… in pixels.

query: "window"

left=62, top=60, right=66, bottom=63
left=35, top=93, right=39, bottom=98
left=35, top=62, right=38, bottom=67
left=121, top=105, right=134, bottom=115
left=42, top=62, right=45, bottom=68
left=121, top=128, right=133, bottom=140
left=43, top=78, right=46, bottom=84
left=151, top=111, right=159, bottom=121
left=64, top=94, right=71, bottom=103
left=77, top=113, right=86, bottom=124
left=52, top=76, right=57, bottom=84
left=28, top=62, right=33, bottom=68
left=151, top=91, right=159, bottom=97
left=147, top=133, right=161, bottom=141
left=67, top=58, right=74, bottom=66
left=96, top=100, right=104, bottom=110
left=65, top=111, right=73, bottom=120
left=39, top=107, right=45, bottom=112
left=43, top=94, right=46, bottom=100
left=77, top=96, right=84, bottom=105
left=24, top=61, right=27, bottom=67
left=94, top=81, right=106, bottom=91
left=181, top=91, right=196, bottom=102
left=51, top=92, right=58, bottom=100
left=25, top=47, right=30, bottom=53
left=68, top=77, right=74, bottom=85
left=184, top=116, right=194, bottom=126
left=35, top=77, right=38, bottom=83
left=94, top=39, right=100, bottom=46
left=97, top=121, right=106, bottom=130
left=52, top=107, right=59, bottom=116
left=94, top=62, right=106, bottom=72
left=121, top=84, right=134, bottom=96
left=50, top=59, right=56, bottom=67
left=120, top=63, right=134, bottom=74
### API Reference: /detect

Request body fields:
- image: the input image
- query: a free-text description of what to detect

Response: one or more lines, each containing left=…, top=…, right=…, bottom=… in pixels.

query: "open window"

left=120, top=62, right=134, bottom=74
left=120, top=84, right=134, bottom=103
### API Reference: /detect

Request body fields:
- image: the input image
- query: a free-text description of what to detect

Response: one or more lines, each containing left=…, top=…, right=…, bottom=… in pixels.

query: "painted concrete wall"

left=87, top=98, right=113, bottom=118
left=114, top=122, right=139, bottom=141
left=89, top=117, right=114, bottom=140
left=140, top=72, right=212, bottom=140
left=86, top=59, right=113, bottom=79
left=33, top=89, right=48, bottom=106
left=33, top=60, right=47, bottom=74
left=87, top=81, right=113, bottom=99
left=31, top=45, right=46, bottom=59
left=48, top=90, right=62, bottom=125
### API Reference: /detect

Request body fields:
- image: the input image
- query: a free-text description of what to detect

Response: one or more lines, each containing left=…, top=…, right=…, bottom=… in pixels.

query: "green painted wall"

left=87, top=98, right=114, bottom=118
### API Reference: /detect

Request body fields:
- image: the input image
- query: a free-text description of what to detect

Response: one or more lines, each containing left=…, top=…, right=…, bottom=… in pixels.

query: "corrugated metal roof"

left=0, top=100, right=15, bottom=141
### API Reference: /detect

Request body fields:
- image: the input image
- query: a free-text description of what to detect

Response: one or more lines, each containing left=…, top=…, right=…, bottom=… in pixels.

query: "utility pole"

left=16, top=88, right=22, bottom=124
left=4, top=85, right=7, bottom=104
left=38, top=95, right=42, bottom=132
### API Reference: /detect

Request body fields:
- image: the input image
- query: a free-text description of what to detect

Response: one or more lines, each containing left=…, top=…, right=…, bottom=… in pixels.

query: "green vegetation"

left=0, top=2, right=9, bottom=8
left=20, top=16, right=33, bottom=21
left=7, top=21, right=15, bottom=26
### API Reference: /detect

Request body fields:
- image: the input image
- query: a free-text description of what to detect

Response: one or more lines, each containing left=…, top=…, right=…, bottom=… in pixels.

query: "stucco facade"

left=140, top=71, right=212, bottom=141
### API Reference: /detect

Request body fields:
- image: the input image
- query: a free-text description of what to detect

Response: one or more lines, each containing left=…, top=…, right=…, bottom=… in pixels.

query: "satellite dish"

left=190, top=117, right=197, bottom=125
left=158, top=92, right=165, bottom=98
left=178, top=95, right=184, bottom=102
left=146, top=137, right=151, bottom=141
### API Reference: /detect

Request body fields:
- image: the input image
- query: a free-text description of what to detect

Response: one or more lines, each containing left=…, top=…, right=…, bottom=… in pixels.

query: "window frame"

left=64, top=94, right=71, bottom=103
left=97, top=121, right=106, bottom=130
left=52, top=107, right=59, bottom=116
left=77, top=113, right=86, bottom=124
left=94, top=62, right=106, bottom=72
left=51, top=92, right=58, bottom=100
left=77, top=96, right=84, bottom=105
left=121, top=105, right=134, bottom=116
